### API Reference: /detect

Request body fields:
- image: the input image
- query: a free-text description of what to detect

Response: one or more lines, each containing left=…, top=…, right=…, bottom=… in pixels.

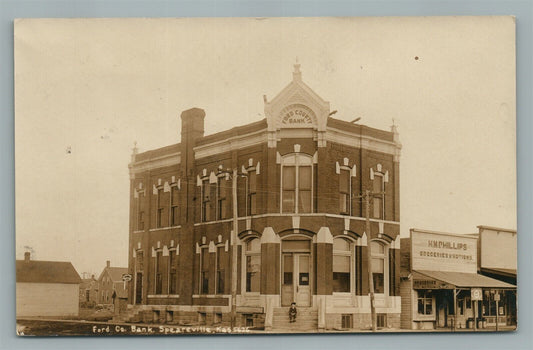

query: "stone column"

left=316, top=227, right=333, bottom=330
left=260, top=227, right=280, bottom=331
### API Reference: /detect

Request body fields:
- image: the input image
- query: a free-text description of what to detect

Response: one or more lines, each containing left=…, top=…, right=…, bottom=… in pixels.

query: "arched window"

left=281, top=154, right=313, bottom=213
left=244, top=238, right=261, bottom=293
left=371, top=241, right=387, bottom=294
left=333, top=237, right=353, bottom=293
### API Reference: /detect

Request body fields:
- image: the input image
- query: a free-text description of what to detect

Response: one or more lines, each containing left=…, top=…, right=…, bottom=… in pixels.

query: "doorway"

left=282, top=253, right=311, bottom=306
left=135, top=272, right=143, bottom=304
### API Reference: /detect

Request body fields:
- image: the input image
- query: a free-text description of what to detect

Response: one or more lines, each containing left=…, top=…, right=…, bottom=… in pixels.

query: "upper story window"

left=372, top=174, right=384, bottom=219
left=170, top=186, right=179, bottom=226
left=156, top=188, right=165, bottom=228
left=135, top=190, right=145, bottom=231
left=216, top=176, right=229, bottom=220
left=339, top=169, right=351, bottom=215
left=281, top=154, right=313, bottom=213
left=201, top=179, right=211, bottom=222
left=247, top=169, right=257, bottom=216
left=136, top=250, right=144, bottom=271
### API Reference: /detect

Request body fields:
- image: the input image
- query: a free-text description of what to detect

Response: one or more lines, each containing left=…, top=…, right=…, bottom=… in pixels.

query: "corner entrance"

left=281, top=238, right=312, bottom=307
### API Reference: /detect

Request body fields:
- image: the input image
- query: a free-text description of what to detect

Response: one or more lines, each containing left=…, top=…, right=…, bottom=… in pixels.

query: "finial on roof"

left=131, top=141, right=138, bottom=162
left=293, top=59, right=302, bottom=81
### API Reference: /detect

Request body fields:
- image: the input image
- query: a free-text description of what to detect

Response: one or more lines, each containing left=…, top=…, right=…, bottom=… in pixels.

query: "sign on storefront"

left=471, top=288, right=482, bottom=301
left=413, top=279, right=453, bottom=290
left=411, top=230, right=478, bottom=273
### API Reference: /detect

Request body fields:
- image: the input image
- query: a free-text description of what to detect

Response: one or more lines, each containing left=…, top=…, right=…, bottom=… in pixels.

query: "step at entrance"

left=271, top=307, right=318, bottom=332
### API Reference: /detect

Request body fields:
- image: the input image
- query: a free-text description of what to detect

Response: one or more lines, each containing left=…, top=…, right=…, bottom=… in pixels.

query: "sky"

left=14, top=17, right=516, bottom=277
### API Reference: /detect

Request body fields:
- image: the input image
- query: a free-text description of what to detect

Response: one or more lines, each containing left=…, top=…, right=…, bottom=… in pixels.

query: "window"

left=245, top=238, right=261, bottom=293
left=170, top=186, right=179, bottom=226
left=217, top=177, right=228, bottom=220
left=198, top=312, right=207, bottom=325
left=417, top=290, right=433, bottom=315
left=137, top=192, right=145, bottom=230
left=371, top=242, right=386, bottom=294
left=155, top=251, right=163, bottom=294
left=339, top=169, right=351, bottom=215
left=216, top=246, right=225, bottom=294
left=247, top=169, right=257, bottom=215
left=201, top=179, right=210, bottom=222
left=281, top=154, right=312, bottom=213
left=136, top=251, right=144, bottom=271
left=200, top=247, right=209, bottom=294
left=156, top=188, right=164, bottom=228
left=377, top=314, right=387, bottom=328
left=169, top=250, right=177, bottom=294
left=372, top=174, right=384, bottom=219
left=482, top=290, right=503, bottom=317
left=333, top=238, right=352, bottom=293
left=341, top=314, right=353, bottom=329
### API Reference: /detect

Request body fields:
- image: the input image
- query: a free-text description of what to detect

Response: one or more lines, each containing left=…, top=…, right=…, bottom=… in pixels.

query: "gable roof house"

left=16, top=252, right=82, bottom=317
left=97, top=260, right=129, bottom=304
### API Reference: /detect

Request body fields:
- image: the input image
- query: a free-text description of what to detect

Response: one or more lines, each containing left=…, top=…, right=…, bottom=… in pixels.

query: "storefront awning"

left=413, top=270, right=516, bottom=289
left=480, top=267, right=517, bottom=278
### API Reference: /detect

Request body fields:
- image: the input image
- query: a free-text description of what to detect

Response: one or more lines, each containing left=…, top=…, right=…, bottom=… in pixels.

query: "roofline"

left=409, top=228, right=479, bottom=240
left=477, top=225, right=517, bottom=234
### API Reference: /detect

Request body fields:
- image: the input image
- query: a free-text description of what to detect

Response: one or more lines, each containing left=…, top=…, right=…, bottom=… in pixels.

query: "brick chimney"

left=24, top=252, right=30, bottom=262
left=106, top=260, right=110, bottom=268
left=181, top=108, right=205, bottom=146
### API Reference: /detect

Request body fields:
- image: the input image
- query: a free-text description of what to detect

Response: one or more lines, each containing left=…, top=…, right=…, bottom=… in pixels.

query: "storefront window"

left=482, top=290, right=506, bottom=317
left=371, top=242, right=386, bottom=294
left=333, top=238, right=352, bottom=293
left=245, top=238, right=261, bottom=293
left=200, top=247, right=209, bottom=294
left=417, top=290, right=433, bottom=315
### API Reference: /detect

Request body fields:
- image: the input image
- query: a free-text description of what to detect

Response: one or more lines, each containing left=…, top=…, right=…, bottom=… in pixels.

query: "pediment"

left=265, top=64, right=330, bottom=132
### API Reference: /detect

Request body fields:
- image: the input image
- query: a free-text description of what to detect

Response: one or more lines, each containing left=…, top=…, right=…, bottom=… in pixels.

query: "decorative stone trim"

left=260, top=227, right=280, bottom=244
left=317, top=227, right=333, bottom=244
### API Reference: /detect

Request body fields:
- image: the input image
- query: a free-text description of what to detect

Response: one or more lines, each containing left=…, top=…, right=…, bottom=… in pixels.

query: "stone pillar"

left=260, top=227, right=280, bottom=331
left=316, top=227, right=333, bottom=331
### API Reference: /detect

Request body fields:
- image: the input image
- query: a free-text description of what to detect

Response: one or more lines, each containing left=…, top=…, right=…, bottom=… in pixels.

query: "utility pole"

left=231, top=168, right=238, bottom=330
left=356, top=189, right=384, bottom=332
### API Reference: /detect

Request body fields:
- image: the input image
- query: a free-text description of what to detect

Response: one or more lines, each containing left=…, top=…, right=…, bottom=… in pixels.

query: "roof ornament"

left=293, top=58, right=302, bottom=81
left=131, top=141, right=138, bottom=162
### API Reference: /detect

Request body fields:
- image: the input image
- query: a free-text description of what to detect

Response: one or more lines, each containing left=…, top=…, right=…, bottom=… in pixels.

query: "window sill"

left=414, top=315, right=436, bottom=321
left=192, top=294, right=229, bottom=299
left=147, top=294, right=180, bottom=299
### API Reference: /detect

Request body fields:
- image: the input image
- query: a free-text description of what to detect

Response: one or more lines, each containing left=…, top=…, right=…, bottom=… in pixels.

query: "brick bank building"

left=125, top=65, right=402, bottom=331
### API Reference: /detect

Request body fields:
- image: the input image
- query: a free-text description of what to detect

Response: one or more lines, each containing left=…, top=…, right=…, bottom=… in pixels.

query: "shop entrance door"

left=281, top=253, right=311, bottom=306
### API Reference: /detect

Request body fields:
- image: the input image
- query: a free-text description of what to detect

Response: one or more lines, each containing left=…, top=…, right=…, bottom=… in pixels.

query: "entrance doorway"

left=281, top=252, right=311, bottom=306
left=135, top=272, right=143, bottom=304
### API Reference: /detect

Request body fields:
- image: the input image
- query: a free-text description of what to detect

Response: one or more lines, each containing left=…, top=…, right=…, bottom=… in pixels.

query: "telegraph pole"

left=356, top=189, right=385, bottom=332
left=231, top=168, right=238, bottom=330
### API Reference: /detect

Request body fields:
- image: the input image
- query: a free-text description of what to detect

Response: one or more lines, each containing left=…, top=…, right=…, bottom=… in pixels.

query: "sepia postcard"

left=14, top=16, right=517, bottom=336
